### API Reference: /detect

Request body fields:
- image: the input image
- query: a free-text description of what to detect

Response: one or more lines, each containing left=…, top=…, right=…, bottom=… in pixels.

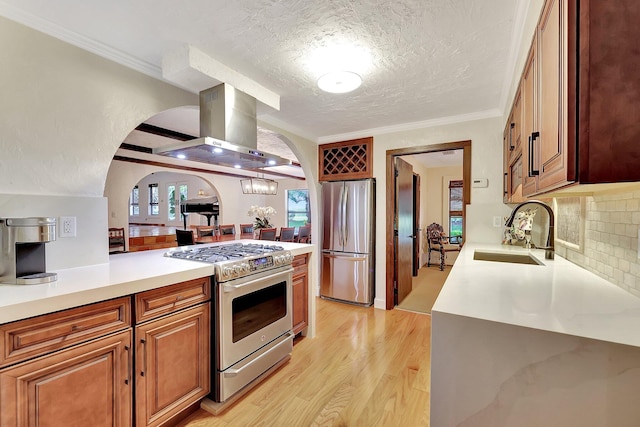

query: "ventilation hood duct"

left=153, top=83, right=292, bottom=169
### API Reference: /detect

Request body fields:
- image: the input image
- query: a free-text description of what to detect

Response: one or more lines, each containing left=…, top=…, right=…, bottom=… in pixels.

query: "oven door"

left=217, top=266, right=293, bottom=371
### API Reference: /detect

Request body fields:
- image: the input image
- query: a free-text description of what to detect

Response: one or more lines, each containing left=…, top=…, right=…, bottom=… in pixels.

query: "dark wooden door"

left=395, top=157, right=414, bottom=305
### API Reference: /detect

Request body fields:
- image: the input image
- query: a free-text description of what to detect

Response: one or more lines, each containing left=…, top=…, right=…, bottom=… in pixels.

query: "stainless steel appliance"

left=0, top=217, right=57, bottom=285
left=321, top=179, right=375, bottom=306
left=164, top=243, right=294, bottom=402
left=153, top=83, right=293, bottom=169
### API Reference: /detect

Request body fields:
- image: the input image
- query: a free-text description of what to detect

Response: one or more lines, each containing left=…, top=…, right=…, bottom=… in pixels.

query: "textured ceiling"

left=0, top=0, right=523, bottom=144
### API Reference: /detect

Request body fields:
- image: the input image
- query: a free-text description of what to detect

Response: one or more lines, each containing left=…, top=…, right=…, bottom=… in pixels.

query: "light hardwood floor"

left=177, top=298, right=431, bottom=426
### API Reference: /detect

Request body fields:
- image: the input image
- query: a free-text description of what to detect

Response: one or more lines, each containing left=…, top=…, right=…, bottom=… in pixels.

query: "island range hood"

left=153, top=83, right=293, bottom=169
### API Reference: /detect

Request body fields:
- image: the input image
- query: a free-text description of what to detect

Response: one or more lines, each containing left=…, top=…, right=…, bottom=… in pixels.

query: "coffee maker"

left=0, top=217, right=57, bottom=285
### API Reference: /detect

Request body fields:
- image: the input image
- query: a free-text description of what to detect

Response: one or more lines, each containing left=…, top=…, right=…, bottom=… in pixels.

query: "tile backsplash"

left=555, top=189, right=640, bottom=297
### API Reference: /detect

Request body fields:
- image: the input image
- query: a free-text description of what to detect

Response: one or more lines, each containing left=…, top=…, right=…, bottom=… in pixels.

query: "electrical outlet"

left=59, top=216, right=76, bottom=238
left=493, top=216, right=503, bottom=228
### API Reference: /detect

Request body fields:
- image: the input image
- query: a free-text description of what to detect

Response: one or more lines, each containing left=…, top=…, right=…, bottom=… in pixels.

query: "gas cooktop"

left=165, top=242, right=293, bottom=281
left=165, top=243, right=285, bottom=263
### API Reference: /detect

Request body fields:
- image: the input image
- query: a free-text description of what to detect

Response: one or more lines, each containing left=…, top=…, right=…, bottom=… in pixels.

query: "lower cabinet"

left=135, top=303, right=210, bottom=427
left=0, top=278, right=212, bottom=427
left=292, top=254, right=309, bottom=336
left=134, top=278, right=211, bottom=427
left=0, top=329, right=132, bottom=427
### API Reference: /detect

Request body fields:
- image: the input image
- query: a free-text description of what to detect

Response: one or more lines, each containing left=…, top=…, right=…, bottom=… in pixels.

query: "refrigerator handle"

left=342, top=185, right=348, bottom=247
left=338, top=184, right=344, bottom=246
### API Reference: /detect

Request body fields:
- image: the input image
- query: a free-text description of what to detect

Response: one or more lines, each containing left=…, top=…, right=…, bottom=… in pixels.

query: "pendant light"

left=240, top=175, right=278, bottom=195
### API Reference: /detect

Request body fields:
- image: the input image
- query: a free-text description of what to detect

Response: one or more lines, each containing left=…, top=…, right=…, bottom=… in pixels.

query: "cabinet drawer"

left=135, top=277, right=211, bottom=324
left=292, top=254, right=308, bottom=276
left=0, top=297, right=131, bottom=368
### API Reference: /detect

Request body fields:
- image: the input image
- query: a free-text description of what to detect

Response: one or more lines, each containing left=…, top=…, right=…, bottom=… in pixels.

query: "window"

left=129, top=186, right=139, bottom=216
left=168, top=184, right=188, bottom=221
left=148, top=183, right=159, bottom=216
left=449, top=180, right=463, bottom=241
left=286, top=189, right=310, bottom=227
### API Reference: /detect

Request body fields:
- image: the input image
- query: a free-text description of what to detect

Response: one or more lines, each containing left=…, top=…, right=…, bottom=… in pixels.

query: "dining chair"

left=195, top=226, right=215, bottom=237
left=175, top=229, right=195, bottom=246
left=108, top=227, right=126, bottom=253
left=218, top=224, right=236, bottom=240
left=296, top=225, right=311, bottom=243
left=278, top=227, right=295, bottom=242
left=426, top=222, right=461, bottom=271
left=240, top=223, right=254, bottom=239
left=258, top=227, right=277, bottom=241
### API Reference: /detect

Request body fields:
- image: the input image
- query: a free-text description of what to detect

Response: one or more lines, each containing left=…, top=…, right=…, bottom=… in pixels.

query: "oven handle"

left=223, top=331, right=294, bottom=377
left=223, top=267, right=294, bottom=293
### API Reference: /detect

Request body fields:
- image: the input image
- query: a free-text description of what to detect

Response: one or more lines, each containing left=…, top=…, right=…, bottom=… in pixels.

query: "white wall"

left=0, top=17, right=320, bottom=275
left=371, top=117, right=512, bottom=309
left=0, top=17, right=197, bottom=267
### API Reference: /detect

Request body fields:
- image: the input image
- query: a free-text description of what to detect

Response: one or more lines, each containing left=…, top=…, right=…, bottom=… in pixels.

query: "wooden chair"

left=296, top=225, right=311, bottom=243
left=218, top=224, right=236, bottom=240
left=426, top=222, right=461, bottom=271
left=278, top=227, right=295, bottom=242
left=258, top=227, right=277, bottom=241
left=195, top=226, right=215, bottom=238
left=240, top=223, right=254, bottom=239
left=176, top=229, right=195, bottom=246
left=108, top=227, right=126, bottom=253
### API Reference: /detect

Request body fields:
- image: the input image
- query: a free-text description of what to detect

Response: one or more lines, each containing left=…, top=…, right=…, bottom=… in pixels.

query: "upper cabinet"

left=505, top=0, right=640, bottom=198
left=318, top=137, right=373, bottom=182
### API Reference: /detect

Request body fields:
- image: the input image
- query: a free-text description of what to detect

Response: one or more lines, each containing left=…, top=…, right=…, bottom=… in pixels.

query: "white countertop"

left=0, top=240, right=313, bottom=324
left=433, top=243, right=640, bottom=347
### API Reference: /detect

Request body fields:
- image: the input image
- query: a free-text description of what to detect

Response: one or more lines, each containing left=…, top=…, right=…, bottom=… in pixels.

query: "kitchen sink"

left=473, top=250, right=542, bottom=266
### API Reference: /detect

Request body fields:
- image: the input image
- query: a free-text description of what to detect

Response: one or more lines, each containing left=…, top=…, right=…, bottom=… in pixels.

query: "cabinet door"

left=0, top=330, right=132, bottom=427
left=503, top=121, right=511, bottom=203
left=511, top=87, right=523, bottom=157
left=135, top=303, right=209, bottom=427
left=538, top=0, right=572, bottom=190
left=521, top=37, right=538, bottom=197
left=292, top=255, right=309, bottom=336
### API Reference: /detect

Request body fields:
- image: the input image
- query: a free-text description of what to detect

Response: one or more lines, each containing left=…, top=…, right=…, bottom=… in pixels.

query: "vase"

left=253, top=229, right=260, bottom=240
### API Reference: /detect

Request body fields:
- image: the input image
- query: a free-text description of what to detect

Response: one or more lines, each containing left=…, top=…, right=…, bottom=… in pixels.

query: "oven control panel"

left=216, top=252, right=293, bottom=281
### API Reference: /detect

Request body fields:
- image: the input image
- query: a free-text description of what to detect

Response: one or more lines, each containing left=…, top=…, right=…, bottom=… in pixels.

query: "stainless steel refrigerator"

left=321, top=179, right=375, bottom=306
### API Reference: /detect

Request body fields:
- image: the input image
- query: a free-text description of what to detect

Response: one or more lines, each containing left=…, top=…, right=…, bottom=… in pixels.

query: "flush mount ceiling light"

left=317, top=71, right=362, bottom=94
left=240, top=177, right=278, bottom=195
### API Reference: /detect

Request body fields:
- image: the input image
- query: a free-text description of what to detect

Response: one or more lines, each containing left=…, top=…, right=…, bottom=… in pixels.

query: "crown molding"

left=316, top=109, right=502, bottom=144
left=0, top=1, right=161, bottom=79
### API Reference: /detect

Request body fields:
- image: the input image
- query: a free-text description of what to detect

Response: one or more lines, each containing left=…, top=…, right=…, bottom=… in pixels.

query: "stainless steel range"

left=165, top=242, right=294, bottom=402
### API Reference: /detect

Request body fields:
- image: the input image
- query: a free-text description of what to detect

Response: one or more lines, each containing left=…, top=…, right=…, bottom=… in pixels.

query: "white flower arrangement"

left=248, top=205, right=276, bottom=229
left=503, top=208, right=538, bottom=245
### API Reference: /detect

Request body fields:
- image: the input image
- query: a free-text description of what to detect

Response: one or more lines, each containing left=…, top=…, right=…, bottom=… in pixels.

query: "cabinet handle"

left=509, top=123, right=515, bottom=151
left=124, top=345, right=131, bottom=385
left=503, top=172, right=508, bottom=196
left=528, top=132, right=540, bottom=177
left=140, top=339, right=147, bottom=377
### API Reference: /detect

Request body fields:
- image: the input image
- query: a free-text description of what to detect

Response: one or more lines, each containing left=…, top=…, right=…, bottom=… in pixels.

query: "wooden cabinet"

left=506, top=0, right=640, bottom=197
left=0, top=297, right=131, bottom=368
left=503, top=87, right=525, bottom=203
left=292, top=254, right=308, bottom=336
left=319, top=137, right=373, bottom=181
left=0, top=329, right=132, bottom=427
left=0, top=297, right=133, bottom=427
left=134, top=280, right=210, bottom=427
left=521, top=35, right=539, bottom=197
left=536, top=0, right=567, bottom=191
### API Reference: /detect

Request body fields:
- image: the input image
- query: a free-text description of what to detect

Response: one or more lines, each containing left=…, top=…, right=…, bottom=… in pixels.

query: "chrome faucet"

left=505, top=200, right=554, bottom=259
